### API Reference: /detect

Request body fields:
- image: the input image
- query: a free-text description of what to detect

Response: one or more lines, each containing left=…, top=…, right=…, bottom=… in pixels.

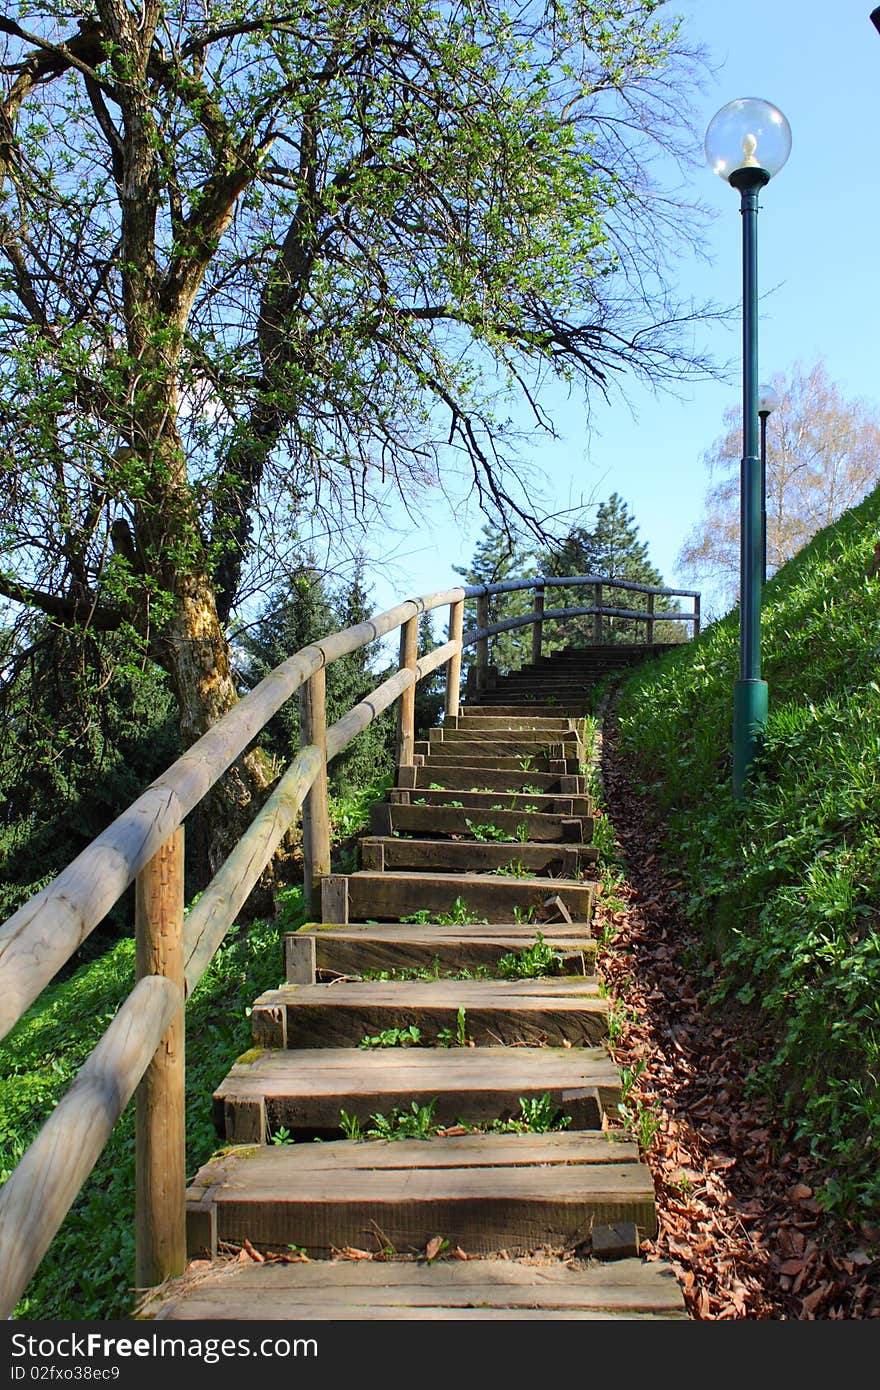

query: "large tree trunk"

left=161, top=574, right=277, bottom=890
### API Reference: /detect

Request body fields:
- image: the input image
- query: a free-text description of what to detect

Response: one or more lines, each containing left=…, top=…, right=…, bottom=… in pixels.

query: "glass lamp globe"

left=758, top=385, right=780, bottom=416
left=704, top=98, right=792, bottom=182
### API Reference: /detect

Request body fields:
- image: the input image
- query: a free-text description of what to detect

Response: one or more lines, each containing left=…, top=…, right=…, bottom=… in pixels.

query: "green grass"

left=0, top=911, right=290, bottom=1318
left=614, top=483, right=880, bottom=1218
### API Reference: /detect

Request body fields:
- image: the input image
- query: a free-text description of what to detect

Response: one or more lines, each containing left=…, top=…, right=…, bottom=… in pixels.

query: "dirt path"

left=597, top=700, right=880, bottom=1320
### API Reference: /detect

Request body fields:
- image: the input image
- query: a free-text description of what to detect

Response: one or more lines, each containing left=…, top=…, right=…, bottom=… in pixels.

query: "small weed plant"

left=437, top=1007, right=472, bottom=1047
left=497, top=933, right=563, bottom=979
left=359, top=1025, right=423, bottom=1049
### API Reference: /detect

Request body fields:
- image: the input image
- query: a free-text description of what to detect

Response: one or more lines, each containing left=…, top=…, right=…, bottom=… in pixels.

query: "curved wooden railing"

left=0, top=572, right=699, bottom=1317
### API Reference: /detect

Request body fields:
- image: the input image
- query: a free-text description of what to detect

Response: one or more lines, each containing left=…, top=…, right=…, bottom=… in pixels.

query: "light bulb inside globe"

left=704, top=98, right=791, bottom=182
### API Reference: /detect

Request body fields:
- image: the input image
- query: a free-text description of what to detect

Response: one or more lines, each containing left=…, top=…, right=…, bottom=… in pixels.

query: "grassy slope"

left=615, top=485, right=880, bottom=1219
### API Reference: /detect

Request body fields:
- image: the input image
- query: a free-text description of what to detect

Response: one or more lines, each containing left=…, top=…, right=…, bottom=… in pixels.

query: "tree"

left=0, top=2, right=708, bottom=871
left=454, top=520, right=538, bottom=679
left=238, top=559, right=394, bottom=798
left=0, top=623, right=179, bottom=932
left=541, top=493, right=680, bottom=642
left=679, top=361, right=880, bottom=604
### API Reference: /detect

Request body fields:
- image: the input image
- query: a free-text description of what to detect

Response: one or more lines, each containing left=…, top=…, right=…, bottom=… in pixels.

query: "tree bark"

left=161, top=574, right=276, bottom=889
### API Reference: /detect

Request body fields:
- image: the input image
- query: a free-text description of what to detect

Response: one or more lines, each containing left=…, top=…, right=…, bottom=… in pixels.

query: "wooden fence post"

left=135, top=827, right=186, bottom=1292
left=476, top=592, right=489, bottom=691
left=646, top=591, right=655, bottom=646
left=693, top=593, right=701, bottom=638
left=397, top=613, right=419, bottom=765
left=445, top=599, right=464, bottom=719
left=300, top=666, right=331, bottom=915
left=593, top=583, right=602, bottom=644
left=531, top=585, right=545, bottom=664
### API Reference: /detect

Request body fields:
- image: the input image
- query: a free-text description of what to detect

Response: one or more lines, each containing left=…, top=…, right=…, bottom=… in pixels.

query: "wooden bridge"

left=0, top=575, right=700, bottom=1321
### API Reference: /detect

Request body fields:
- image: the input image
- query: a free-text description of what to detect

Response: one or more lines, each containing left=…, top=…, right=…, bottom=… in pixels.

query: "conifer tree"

left=454, top=522, right=538, bottom=678
left=542, top=494, right=681, bottom=643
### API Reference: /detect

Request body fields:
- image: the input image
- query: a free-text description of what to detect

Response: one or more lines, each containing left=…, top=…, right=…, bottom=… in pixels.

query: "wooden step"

left=213, top=1044, right=619, bottom=1140
left=405, top=765, right=583, bottom=794
left=357, top=836, right=596, bottom=877
left=320, top=869, right=596, bottom=924
left=285, top=921, right=595, bottom=982
left=144, top=1255, right=688, bottom=1321
left=371, top=801, right=594, bottom=843
left=429, top=729, right=582, bottom=747
left=454, top=710, right=587, bottom=723
left=251, top=977, right=608, bottom=1049
left=420, top=752, right=579, bottom=773
left=185, top=1132, right=656, bottom=1258
left=390, top=788, right=593, bottom=816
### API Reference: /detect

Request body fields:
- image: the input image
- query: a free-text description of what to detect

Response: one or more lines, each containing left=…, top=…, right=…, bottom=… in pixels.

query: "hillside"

left=614, top=483, right=880, bottom=1221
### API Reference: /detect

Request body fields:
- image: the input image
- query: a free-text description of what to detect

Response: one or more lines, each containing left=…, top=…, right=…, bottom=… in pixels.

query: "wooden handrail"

left=0, top=588, right=464, bottom=1041
left=0, top=571, right=699, bottom=1318
left=0, top=975, right=180, bottom=1317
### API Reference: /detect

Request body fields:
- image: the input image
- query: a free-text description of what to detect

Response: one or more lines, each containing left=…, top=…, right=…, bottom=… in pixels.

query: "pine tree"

left=454, top=521, right=538, bottom=679
left=542, top=494, right=682, bottom=644
left=239, top=559, right=395, bottom=794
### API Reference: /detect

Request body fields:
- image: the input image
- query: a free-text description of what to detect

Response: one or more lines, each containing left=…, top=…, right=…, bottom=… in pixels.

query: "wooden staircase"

left=145, top=650, right=687, bottom=1320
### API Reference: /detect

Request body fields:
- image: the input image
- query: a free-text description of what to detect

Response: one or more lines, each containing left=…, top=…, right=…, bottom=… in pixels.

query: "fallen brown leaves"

left=596, top=704, right=880, bottom=1321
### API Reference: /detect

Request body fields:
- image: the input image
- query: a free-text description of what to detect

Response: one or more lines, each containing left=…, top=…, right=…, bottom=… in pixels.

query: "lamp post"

left=757, top=384, right=779, bottom=585
left=705, top=98, right=791, bottom=800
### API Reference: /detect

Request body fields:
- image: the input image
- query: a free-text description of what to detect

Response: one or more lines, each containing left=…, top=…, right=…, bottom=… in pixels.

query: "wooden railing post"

left=397, top=613, right=419, bottom=764
left=531, top=585, right=545, bottom=664
left=593, top=583, right=602, bottom=644
left=646, top=591, right=655, bottom=646
left=445, top=599, right=464, bottom=719
left=300, top=666, right=331, bottom=914
left=476, top=592, right=489, bottom=690
left=693, top=593, right=701, bottom=638
left=135, top=827, right=186, bottom=1293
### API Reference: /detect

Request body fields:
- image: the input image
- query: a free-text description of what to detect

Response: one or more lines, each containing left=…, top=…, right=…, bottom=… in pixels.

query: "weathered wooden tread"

left=146, top=1256, right=687, bottom=1320
left=185, top=1133, right=656, bottom=1257
left=420, top=753, right=578, bottom=772
left=429, top=729, right=582, bottom=747
left=358, top=835, right=596, bottom=875
left=371, top=801, right=594, bottom=844
left=251, top=977, right=609, bottom=1049
left=452, top=716, right=586, bottom=728
left=459, top=707, right=589, bottom=718
left=390, top=789, right=593, bottom=816
left=328, top=867, right=596, bottom=924
left=408, top=764, right=582, bottom=792
left=286, top=921, right=593, bottom=981
left=213, top=1044, right=618, bottom=1139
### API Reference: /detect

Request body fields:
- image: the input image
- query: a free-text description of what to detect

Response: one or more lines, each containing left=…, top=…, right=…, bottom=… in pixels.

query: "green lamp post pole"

left=705, top=98, right=791, bottom=799
left=758, top=386, right=778, bottom=587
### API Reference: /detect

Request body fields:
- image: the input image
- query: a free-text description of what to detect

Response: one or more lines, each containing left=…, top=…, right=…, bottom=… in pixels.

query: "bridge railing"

left=0, top=571, right=699, bottom=1317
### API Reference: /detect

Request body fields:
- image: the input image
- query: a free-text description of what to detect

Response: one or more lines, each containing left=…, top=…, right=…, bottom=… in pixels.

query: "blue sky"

left=347, top=0, right=880, bottom=626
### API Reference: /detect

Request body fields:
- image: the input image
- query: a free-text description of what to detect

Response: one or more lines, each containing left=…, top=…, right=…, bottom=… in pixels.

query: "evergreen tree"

left=541, top=494, right=682, bottom=644
left=454, top=522, right=538, bottom=680
left=239, top=559, right=395, bottom=796
left=0, top=625, right=180, bottom=937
